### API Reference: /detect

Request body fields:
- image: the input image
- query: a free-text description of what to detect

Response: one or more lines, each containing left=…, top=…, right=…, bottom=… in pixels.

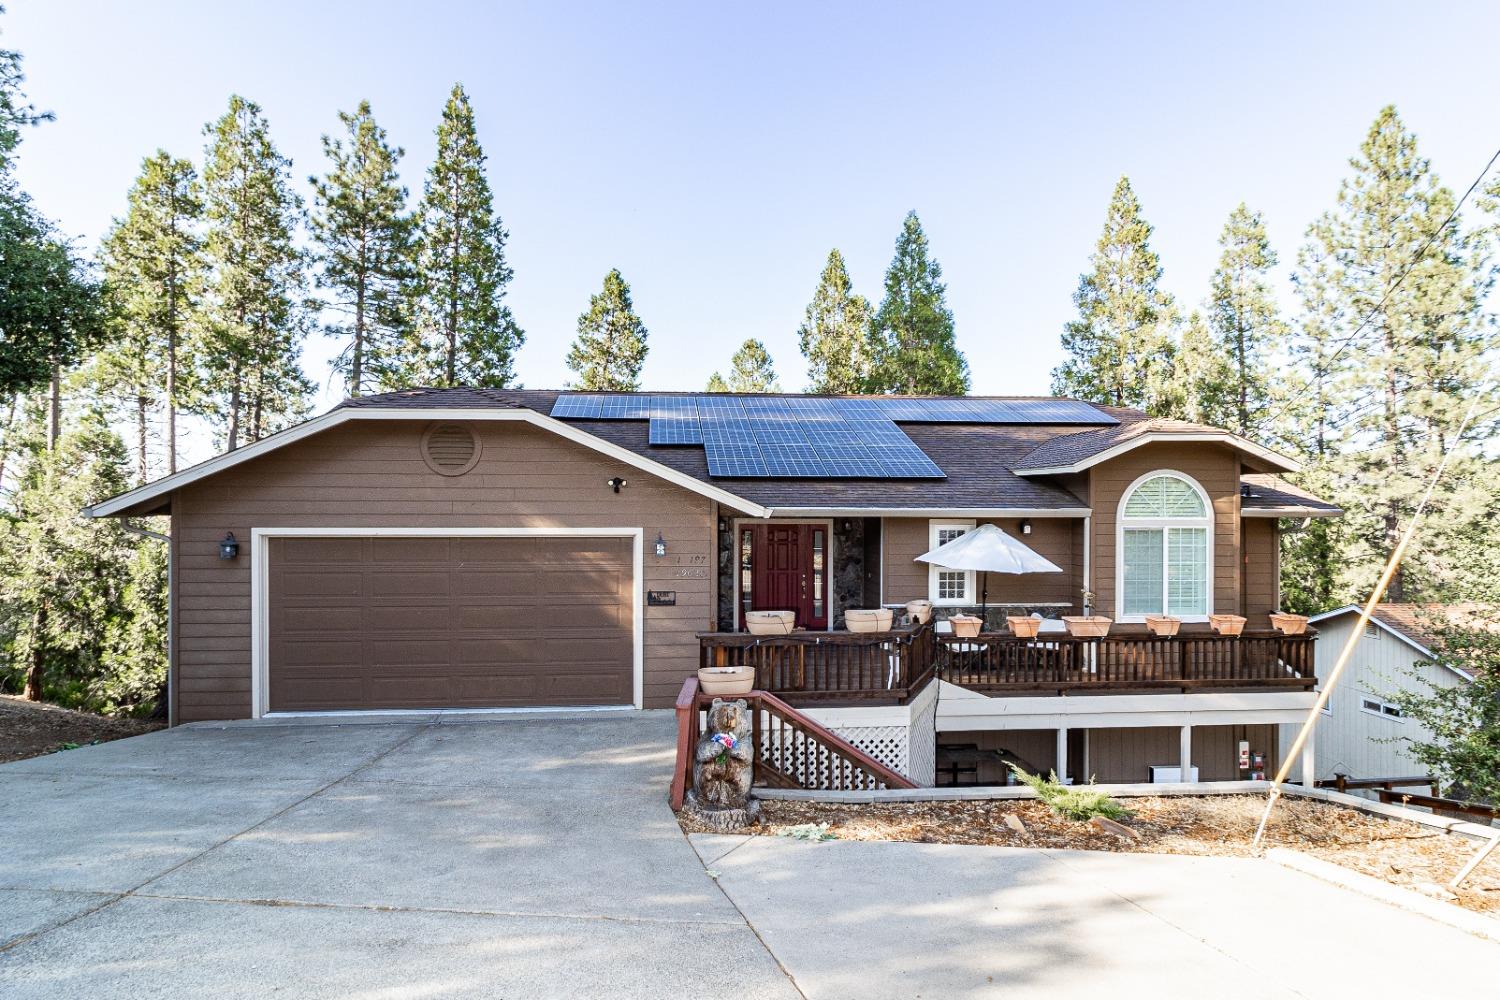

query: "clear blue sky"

left=9, top=1, right=1500, bottom=414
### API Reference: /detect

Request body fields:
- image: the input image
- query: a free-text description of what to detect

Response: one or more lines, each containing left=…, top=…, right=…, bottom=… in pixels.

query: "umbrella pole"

left=980, top=571, right=988, bottom=628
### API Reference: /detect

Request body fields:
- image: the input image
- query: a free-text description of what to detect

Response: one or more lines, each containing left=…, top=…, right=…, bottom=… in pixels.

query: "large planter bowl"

left=697, top=666, right=755, bottom=696
left=845, top=608, right=894, bottom=633
left=1062, top=615, right=1113, bottom=638
left=1006, top=615, right=1041, bottom=638
left=949, top=615, right=984, bottom=638
left=1269, top=612, right=1309, bottom=636
left=745, top=610, right=795, bottom=635
left=1209, top=614, right=1247, bottom=636
left=1144, top=615, right=1181, bottom=637
left=904, top=600, right=933, bottom=625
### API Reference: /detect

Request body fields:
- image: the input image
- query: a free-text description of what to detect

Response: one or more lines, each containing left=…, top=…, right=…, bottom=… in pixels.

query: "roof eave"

left=1015, top=432, right=1300, bottom=477
left=763, top=506, right=1093, bottom=519
left=1241, top=506, right=1343, bottom=519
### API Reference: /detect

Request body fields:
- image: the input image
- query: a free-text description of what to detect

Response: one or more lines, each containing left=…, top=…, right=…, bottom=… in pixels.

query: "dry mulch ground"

left=681, top=794, right=1500, bottom=916
left=0, top=694, right=163, bottom=764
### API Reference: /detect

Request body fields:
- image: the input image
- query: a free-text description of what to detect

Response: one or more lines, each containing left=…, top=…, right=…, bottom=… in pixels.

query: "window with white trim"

left=1118, top=472, right=1212, bottom=619
left=1359, top=694, right=1403, bottom=721
left=928, top=519, right=975, bottom=605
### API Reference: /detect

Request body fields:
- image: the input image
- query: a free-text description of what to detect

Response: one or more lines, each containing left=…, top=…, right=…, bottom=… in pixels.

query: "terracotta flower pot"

left=697, top=666, right=755, bottom=696
left=845, top=608, right=894, bottom=633
left=1006, top=615, right=1041, bottom=638
left=745, top=610, right=795, bottom=635
left=904, top=600, right=933, bottom=625
left=1209, top=614, right=1247, bottom=636
left=949, top=615, right=984, bottom=638
left=1144, top=615, right=1181, bottom=637
left=1061, top=615, right=1113, bottom=638
left=1269, top=612, right=1309, bottom=636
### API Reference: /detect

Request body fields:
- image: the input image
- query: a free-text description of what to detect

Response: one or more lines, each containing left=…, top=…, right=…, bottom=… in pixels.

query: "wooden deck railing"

left=936, top=629, right=1316, bottom=694
left=696, top=620, right=936, bottom=704
left=670, top=677, right=915, bottom=811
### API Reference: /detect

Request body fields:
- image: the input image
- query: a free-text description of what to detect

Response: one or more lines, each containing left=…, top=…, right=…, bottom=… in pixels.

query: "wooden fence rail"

left=697, top=621, right=935, bottom=703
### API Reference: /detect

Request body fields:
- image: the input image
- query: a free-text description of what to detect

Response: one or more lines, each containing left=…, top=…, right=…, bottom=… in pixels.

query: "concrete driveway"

left=0, top=711, right=799, bottom=999
left=4, top=713, right=1496, bottom=999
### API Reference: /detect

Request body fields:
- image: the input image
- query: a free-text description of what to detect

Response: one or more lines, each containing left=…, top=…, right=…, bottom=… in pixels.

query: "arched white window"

left=1117, top=471, right=1212, bottom=619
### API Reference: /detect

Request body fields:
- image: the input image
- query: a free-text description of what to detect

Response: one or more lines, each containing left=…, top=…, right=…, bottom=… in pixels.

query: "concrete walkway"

left=0, top=712, right=799, bottom=999
left=691, top=833, right=1500, bottom=999
left=4, top=713, right=1496, bottom=998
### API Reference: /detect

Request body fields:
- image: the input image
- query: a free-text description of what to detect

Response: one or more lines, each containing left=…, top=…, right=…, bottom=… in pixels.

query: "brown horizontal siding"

left=1241, top=517, right=1279, bottom=618
left=171, top=419, right=715, bottom=722
left=882, top=516, right=1077, bottom=607
left=1089, top=442, right=1241, bottom=618
left=1084, top=724, right=1280, bottom=783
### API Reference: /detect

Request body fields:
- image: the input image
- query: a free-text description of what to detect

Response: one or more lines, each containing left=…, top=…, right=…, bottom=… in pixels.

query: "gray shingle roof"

left=1240, top=474, right=1341, bottom=514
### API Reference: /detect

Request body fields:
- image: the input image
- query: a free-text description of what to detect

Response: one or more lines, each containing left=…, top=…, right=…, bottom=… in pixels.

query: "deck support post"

left=1179, top=725, right=1193, bottom=784
left=1055, top=727, right=1070, bottom=784
left=1300, top=735, right=1315, bottom=790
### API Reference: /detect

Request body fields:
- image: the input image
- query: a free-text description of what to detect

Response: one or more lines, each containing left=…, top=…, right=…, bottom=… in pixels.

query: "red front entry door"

left=743, top=523, right=828, bottom=630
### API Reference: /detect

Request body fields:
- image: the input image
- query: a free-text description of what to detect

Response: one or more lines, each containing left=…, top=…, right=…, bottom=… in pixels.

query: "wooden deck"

left=699, top=624, right=1316, bottom=703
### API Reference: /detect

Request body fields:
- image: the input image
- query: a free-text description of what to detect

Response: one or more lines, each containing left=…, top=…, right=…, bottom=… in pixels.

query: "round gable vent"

left=421, top=423, right=481, bottom=476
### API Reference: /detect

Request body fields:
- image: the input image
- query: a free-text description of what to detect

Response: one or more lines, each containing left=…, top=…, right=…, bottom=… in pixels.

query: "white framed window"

left=1359, top=694, right=1404, bottom=722
left=927, top=519, right=975, bottom=605
left=1116, top=471, right=1213, bottom=621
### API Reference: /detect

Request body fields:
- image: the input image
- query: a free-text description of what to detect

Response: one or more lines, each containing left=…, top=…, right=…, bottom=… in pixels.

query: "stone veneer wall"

left=831, top=518, right=866, bottom=628
left=716, top=515, right=736, bottom=631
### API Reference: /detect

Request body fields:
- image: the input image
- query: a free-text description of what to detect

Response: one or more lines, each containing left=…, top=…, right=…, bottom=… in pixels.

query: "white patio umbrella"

left=914, top=523, right=1063, bottom=616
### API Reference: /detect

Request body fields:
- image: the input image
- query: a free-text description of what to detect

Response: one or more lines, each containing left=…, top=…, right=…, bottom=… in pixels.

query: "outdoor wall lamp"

left=606, top=477, right=627, bottom=493
left=218, top=532, right=239, bottom=560
left=1019, top=519, right=1033, bottom=535
left=654, top=532, right=667, bottom=557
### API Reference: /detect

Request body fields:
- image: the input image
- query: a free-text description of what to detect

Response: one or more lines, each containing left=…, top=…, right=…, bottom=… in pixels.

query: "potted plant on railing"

left=697, top=665, right=756, bottom=695
left=948, top=614, right=984, bottom=638
left=905, top=600, right=933, bottom=624
left=1061, top=615, right=1112, bottom=638
left=1144, top=615, right=1181, bottom=637
left=1209, top=614, right=1247, bottom=636
left=1006, top=615, right=1041, bottom=639
left=1269, top=611, right=1310, bottom=635
left=744, top=610, right=795, bottom=635
left=845, top=608, right=894, bottom=633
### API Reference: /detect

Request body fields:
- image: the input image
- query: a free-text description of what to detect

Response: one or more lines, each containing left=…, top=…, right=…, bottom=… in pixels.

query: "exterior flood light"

left=606, top=477, right=627, bottom=493
left=219, top=532, right=240, bottom=560
left=654, top=532, right=667, bottom=557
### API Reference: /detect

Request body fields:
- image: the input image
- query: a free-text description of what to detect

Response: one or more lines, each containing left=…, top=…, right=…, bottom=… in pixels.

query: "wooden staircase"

left=670, top=678, right=916, bottom=811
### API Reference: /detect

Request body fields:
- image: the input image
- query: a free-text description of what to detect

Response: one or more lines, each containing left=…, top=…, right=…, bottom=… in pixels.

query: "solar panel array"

left=547, top=394, right=1115, bottom=479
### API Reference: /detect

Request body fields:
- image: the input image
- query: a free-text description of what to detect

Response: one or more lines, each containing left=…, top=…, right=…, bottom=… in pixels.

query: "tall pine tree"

left=310, top=100, right=413, bottom=397
left=94, top=151, right=202, bottom=479
left=1206, top=203, right=1285, bottom=436
left=199, top=95, right=312, bottom=450
left=566, top=268, right=648, bottom=391
left=867, top=212, right=968, bottom=395
left=411, top=84, right=523, bottom=387
left=1052, top=177, right=1178, bottom=413
left=1294, top=106, right=1496, bottom=603
left=798, top=248, right=872, bottom=393
left=708, top=338, right=780, bottom=393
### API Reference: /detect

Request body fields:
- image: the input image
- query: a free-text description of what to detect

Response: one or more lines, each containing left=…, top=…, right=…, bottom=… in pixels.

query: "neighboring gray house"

left=1281, top=604, right=1476, bottom=792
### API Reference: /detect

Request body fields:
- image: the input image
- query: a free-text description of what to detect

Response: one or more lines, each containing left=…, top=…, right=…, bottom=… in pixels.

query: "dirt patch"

left=0, top=695, right=163, bottom=764
left=681, top=794, right=1500, bottom=916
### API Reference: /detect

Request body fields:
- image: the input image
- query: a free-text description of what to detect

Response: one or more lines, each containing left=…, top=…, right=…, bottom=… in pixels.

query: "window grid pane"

left=1167, top=527, right=1208, bottom=615
left=1122, top=528, right=1164, bottom=615
left=937, top=570, right=966, bottom=601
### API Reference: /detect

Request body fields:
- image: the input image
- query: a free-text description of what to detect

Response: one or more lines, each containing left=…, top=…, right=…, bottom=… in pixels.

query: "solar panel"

left=546, top=392, right=1113, bottom=479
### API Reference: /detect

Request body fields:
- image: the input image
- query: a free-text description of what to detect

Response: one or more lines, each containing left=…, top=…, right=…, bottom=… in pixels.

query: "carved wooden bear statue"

left=693, top=697, right=754, bottom=810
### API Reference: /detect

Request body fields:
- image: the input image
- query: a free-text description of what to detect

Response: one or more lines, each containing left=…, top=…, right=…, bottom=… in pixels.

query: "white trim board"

left=768, top=507, right=1092, bottom=518
left=1016, top=431, right=1298, bottom=476
left=88, top=406, right=771, bottom=519
left=250, top=527, right=645, bottom=719
left=1241, top=506, right=1341, bottom=519
left=934, top=681, right=1317, bottom=730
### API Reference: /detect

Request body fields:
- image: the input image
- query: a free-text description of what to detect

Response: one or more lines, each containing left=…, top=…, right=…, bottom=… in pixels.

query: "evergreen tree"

left=798, top=248, right=873, bottom=393
left=94, top=151, right=202, bottom=479
left=309, top=100, right=413, bottom=397
left=1296, top=106, right=1496, bottom=603
left=0, top=406, right=139, bottom=705
left=1168, top=311, right=1232, bottom=425
left=708, top=338, right=780, bottom=393
left=411, top=84, right=523, bottom=387
left=566, top=268, right=648, bottom=391
left=198, top=95, right=312, bottom=450
left=868, top=212, right=968, bottom=395
left=1052, top=177, right=1178, bottom=413
left=1207, top=204, right=1286, bottom=436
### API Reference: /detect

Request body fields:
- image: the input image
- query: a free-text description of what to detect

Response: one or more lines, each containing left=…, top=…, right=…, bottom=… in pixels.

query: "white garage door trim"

left=250, top=527, right=645, bottom=718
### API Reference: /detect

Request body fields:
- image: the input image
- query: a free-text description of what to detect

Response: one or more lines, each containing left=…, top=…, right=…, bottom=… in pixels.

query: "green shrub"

left=1008, top=766, right=1132, bottom=822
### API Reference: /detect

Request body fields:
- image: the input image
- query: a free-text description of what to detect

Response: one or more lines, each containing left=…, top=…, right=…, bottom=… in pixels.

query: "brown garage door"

left=267, top=535, right=633, bottom=712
